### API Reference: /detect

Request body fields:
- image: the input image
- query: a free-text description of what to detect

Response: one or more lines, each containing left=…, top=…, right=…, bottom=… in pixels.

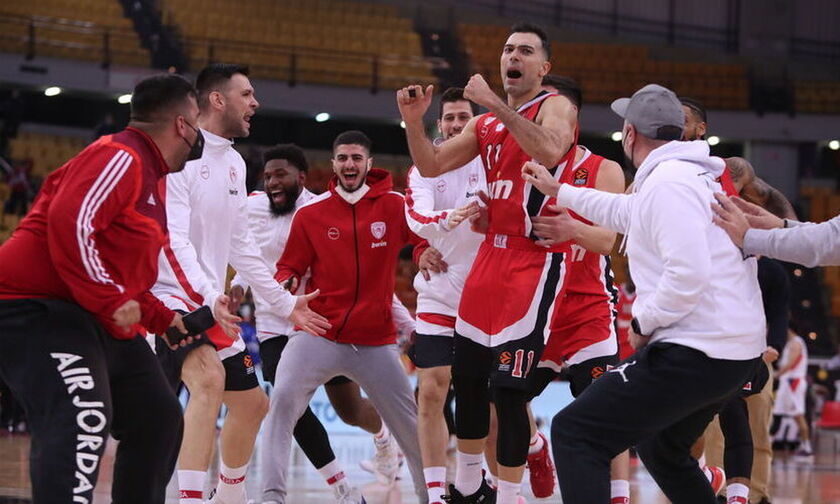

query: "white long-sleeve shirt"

left=555, top=140, right=765, bottom=360
left=153, top=129, right=296, bottom=353
left=233, top=188, right=416, bottom=341
left=404, top=156, right=486, bottom=323
left=743, top=215, right=840, bottom=267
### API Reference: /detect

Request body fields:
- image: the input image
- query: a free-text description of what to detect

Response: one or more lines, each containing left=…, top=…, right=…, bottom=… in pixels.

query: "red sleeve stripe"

left=158, top=176, right=206, bottom=305
left=404, top=167, right=448, bottom=225
left=75, top=149, right=133, bottom=293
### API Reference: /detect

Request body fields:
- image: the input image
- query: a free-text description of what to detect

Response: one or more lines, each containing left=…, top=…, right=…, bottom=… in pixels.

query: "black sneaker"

left=443, top=479, right=496, bottom=504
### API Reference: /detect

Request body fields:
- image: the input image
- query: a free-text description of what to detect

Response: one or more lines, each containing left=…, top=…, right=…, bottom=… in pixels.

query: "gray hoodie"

left=556, top=140, right=765, bottom=360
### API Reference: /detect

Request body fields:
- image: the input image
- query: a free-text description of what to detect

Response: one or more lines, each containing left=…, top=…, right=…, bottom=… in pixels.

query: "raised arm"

left=397, top=84, right=480, bottom=177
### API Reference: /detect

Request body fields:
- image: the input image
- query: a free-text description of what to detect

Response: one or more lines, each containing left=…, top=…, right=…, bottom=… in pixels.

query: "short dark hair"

left=439, top=87, right=479, bottom=118
left=510, top=22, right=551, bottom=60
left=541, top=74, right=582, bottom=111
left=263, top=143, right=308, bottom=172
left=195, top=63, right=250, bottom=109
left=680, top=97, right=707, bottom=124
left=130, top=74, right=197, bottom=123
left=333, top=130, right=372, bottom=155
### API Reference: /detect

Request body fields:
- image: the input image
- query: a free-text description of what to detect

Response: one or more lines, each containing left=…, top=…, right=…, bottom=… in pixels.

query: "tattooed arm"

left=725, top=157, right=797, bottom=219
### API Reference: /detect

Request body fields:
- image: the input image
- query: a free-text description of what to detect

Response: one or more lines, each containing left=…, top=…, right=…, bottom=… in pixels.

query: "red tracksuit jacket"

left=0, top=127, right=175, bottom=339
left=276, top=168, right=410, bottom=345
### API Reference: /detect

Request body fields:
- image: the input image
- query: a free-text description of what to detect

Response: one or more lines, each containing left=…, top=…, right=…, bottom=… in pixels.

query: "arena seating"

left=801, top=186, right=840, bottom=315
left=0, top=0, right=149, bottom=67
left=159, top=0, right=437, bottom=89
left=458, top=23, right=750, bottom=110
left=796, top=81, right=840, bottom=114
left=9, top=131, right=90, bottom=178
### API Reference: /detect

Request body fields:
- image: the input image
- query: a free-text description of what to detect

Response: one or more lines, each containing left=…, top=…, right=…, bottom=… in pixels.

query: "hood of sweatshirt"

left=633, top=140, right=725, bottom=192
left=329, top=168, right=394, bottom=199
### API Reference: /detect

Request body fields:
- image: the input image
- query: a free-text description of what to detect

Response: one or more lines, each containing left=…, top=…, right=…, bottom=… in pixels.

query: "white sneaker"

left=359, top=436, right=400, bottom=484
left=334, top=480, right=367, bottom=504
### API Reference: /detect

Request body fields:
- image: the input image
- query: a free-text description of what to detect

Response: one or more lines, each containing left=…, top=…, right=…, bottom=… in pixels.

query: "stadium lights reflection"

left=315, top=112, right=330, bottom=123
left=117, top=93, right=132, bottom=104
left=829, top=140, right=840, bottom=151
left=400, top=121, right=406, bottom=129
left=44, top=86, right=62, bottom=97
left=808, top=332, right=817, bottom=340
left=610, top=131, right=622, bottom=142
left=707, top=136, right=720, bottom=146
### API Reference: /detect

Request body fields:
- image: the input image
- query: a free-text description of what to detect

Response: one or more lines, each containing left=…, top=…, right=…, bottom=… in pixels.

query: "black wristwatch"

left=631, top=317, right=649, bottom=338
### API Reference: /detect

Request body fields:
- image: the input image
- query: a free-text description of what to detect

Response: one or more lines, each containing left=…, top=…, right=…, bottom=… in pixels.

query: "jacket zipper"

left=335, top=204, right=361, bottom=341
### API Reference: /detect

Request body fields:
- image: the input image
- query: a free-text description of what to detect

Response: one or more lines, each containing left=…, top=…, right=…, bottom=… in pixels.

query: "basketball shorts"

left=155, top=334, right=258, bottom=392
left=539, top=293, right=618, bottom=371
left=773, top=375, right=807, bottom=416
left=156, top=294, right=245, bottom=360
left=409, top=313, right=457, bottom=368
left=529, top=353, right=619, bottom=400
left=454, top=240, right=566, bottom=390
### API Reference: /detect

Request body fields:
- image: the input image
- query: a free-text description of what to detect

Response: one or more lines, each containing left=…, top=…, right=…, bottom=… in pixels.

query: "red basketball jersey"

left=558, top=148, right=620, bottom=302
left=718, top=165, right=739, bottom=197
left=475, top=91, right=577, bottom=253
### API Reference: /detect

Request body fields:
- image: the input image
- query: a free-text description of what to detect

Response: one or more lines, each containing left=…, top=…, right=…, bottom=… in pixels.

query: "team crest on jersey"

left=469, top=173, right=479, bottom=187
left=328, top=227, right=340, bottom=240
left=229, top=166, right=237, bottom=183
left=436, top=180, right=447, bottom=193
left=480, top=117, right=495, bottom=138
left=574, top=168, right=589, bottom=186
left=371, top=221, right=386, bottom=240
left=200, top=165, right=210, bottom=180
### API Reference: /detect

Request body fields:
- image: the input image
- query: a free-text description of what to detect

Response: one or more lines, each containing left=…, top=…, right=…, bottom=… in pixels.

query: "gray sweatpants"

left=259, top=332, right=427, bottom=503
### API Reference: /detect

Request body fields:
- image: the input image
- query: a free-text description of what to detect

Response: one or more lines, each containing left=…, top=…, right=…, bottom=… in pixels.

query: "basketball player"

left=152, top=64, right=328, bottom=504
left=260, top=131, right=426, bottom=504
left=774, top=328, right=812, bottom=457
left=0, top=74, right=198, bottom=503
left=615, top=265, right=636, bottom=361
left=231, top=144, right=410, bottom=501
left=524, top=83, right=765, bottom=504
left=398, top=22, right=578, bottom=504
left=525, top=74, right=631, bottom=504
left=404, top=87, right=485, bottom=504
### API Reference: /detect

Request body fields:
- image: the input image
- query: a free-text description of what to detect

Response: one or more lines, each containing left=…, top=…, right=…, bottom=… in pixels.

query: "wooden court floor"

left=1, top=431, right=839, bottom=503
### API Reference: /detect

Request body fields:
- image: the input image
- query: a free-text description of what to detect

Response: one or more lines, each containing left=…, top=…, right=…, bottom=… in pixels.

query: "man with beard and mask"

left=230, top=144, right=414, bottom=503
left=0, top=74, right=199, bottom=503
left=151, top=64, right=329, bottom=504
left=260, top=130, right=427, bottom=504
left=398, top=23, right=578, bottom=504
left=523, top=83, right=765, bottom=504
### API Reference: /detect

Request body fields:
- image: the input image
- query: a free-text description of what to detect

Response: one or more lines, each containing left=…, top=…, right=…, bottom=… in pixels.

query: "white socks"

left=527, top=433, right=544, bottom=455
left=726, top=483, right=749, bottom=504
left=454, top=451, right=483, bottom=495
left=214, top=461, right=248, bottom=503
left=424, top=466, right=447, bottom=504
left=497, top=479, right=521, bottom=504
left=319, top=459, right=348, bottom=488
left=611, top=479, right=630, bottom=504
left=178, top=470, right=206, bottom=504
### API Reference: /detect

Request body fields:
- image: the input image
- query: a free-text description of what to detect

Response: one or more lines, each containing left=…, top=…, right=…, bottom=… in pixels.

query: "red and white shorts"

left=538, top=293, right=618, bottom=372
left=455, top=238, right=567, bottom=349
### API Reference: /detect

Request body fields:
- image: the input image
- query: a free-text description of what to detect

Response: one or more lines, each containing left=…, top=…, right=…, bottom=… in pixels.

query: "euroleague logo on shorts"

left=327, top=227, right=340, bottom=240
left=498, top=351, right=512, bottom=372
left=590, top=366, right=605, bottom=379
left=243, top=354, right=255, bottom=374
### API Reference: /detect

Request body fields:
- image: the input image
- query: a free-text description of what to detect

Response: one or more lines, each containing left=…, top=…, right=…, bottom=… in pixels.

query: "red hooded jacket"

left=0, top=127, right=175, bottom=339
left=276, top=168, right=411, bottom=345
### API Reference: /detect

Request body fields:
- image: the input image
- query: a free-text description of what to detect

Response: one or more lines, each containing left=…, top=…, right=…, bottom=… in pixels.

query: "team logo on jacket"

left=200, top=165, right=210, bottom=179
left=371, top=221, right=386, bottom=240
left=469, top=173, right=478, bottom=188
left=328, top=227, right=340, bottom=240
left=436, top=180, right=447, bottom=193
left=229, top=166, right=237, bottom=183
left=574, top=168, right=589, bottom=186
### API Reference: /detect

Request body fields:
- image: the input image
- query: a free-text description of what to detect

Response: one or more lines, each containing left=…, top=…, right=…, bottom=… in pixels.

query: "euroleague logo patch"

left=574, top=168, right=589, bottom=186
left=590, top=366, right=605, bottom=379
left=243, top=355, right=255, bottom=375
left=327, top=227, right=340, bottom=240
left=498, top=351, right=512, bottom=372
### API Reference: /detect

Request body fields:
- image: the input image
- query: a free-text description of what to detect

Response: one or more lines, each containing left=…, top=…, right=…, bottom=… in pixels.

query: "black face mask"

left=183, top=121, right=204, bottom=162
